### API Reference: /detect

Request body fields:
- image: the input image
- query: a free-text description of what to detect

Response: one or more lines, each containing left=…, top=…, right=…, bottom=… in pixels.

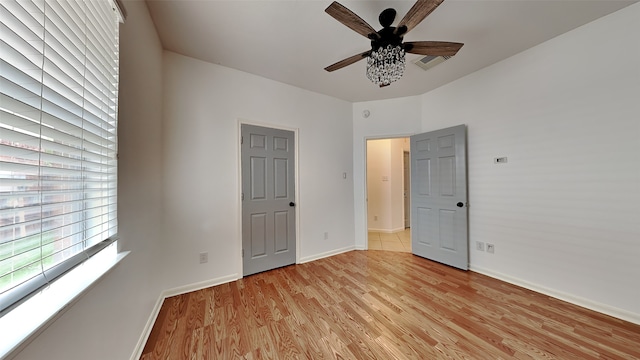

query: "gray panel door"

left=410, top=125, right=468, bottom=270
left=241, top=124, right=295, bottom=276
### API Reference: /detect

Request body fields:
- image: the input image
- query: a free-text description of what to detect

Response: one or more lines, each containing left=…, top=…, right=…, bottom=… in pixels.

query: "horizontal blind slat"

left=0, top=93, right=40, bottom=123
left=0, top=75, right=43, bottom=111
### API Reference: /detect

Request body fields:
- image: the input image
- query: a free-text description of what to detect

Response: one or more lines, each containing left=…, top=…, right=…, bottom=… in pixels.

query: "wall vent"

left=414, top=55, right=452, bottom=71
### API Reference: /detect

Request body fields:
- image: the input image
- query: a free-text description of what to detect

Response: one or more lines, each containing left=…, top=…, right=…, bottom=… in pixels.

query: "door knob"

left=456, top=202, right=464, bottom=208
left=289, top=202, right=295, bottom=207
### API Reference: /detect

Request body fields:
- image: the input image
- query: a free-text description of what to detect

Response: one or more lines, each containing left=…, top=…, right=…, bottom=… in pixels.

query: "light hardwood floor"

left=141, top=251, right=640, bottom=359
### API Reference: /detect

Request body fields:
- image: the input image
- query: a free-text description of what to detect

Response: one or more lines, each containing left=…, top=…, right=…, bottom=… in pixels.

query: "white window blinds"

left=0, top=0, right=121, bottom=315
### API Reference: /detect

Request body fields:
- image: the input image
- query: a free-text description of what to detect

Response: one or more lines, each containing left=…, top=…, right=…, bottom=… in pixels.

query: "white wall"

left=353, top=97, right=422, bottom=248
left=11, top=1, right=166, bottom=359
left=160, top=52, right=354, bottom=290
left=354, top=3, right=640, bottom=322
left=366, top=140, right=392, bottom=231
left=422, top=2, right=640, bottom=321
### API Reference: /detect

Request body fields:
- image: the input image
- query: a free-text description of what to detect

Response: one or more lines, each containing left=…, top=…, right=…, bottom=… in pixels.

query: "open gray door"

left=410, top=125, right=468, bottom=270
left=241, top=124, right=296, bottom=276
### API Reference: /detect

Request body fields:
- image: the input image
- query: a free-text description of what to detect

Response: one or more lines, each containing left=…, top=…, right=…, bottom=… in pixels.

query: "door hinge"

left=241, top=135, right=243, bottom=144
left=241, top=192, right=244, bottom=201
left=242, top=249, right=244, bottom=258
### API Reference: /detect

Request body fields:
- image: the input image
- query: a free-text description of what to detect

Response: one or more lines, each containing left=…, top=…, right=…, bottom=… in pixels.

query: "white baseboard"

left=470, top=265, right=640, bottom=326
left=163, top=274, right=239, bottom=298
left=129, top=295, right=165, bottom=360
left=129, top=273, right=239, bottom=360
left=299, top=245, right=355, bottom=264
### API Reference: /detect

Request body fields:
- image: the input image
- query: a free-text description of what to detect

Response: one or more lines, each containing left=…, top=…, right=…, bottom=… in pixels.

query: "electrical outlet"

left=199, top=252, right=208, bottom=264
left=476, top=241, right=485, bottom=251
left=324, top=232, right=329, bottom=240
left=374, top=215, right=378, bottom=221
left=486, top=244, right=495, bottom=254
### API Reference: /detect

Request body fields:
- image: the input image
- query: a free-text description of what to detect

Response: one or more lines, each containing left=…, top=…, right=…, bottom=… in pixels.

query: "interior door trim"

left=363, top=134, right=416, bottom=250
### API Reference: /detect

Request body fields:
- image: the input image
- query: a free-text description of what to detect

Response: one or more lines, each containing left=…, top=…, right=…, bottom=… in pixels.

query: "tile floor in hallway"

left=368, top=228, right=411, bottom=252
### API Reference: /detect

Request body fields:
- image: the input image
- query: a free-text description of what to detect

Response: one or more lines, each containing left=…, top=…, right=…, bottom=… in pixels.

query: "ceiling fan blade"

left=404, top=41, right=463, bottom=56
left=397, top=0, right=445, bottom=34
left=325, top=1, right=377, bottom=38
left=325, top=51, right=371, bottom=72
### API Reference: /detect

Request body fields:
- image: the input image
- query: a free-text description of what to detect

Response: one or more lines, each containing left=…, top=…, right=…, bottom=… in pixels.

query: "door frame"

left=237, top=119, right=300, bottom=277
left=363, top=134, right=414, bottom=249
left=403, top=151, right=411, bottom=229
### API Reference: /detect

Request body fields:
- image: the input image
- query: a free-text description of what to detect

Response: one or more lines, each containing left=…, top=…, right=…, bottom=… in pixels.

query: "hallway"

left=367, top=229, right=411, bottom=252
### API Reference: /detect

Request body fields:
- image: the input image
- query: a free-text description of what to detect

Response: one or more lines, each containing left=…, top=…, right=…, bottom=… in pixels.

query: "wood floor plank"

left=141, top=251, right=640, bottom=359
left=147, top=296, right=184, bottom=359
left=285, top=314, right=335, bottom=359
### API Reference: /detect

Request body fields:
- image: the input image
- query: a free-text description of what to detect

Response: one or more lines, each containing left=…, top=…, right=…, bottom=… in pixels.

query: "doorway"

left=366, top=138, right=411, bottom=252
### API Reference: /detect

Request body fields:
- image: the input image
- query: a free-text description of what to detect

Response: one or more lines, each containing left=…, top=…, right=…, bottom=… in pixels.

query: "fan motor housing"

left=369, top=27, right=405, bottom=51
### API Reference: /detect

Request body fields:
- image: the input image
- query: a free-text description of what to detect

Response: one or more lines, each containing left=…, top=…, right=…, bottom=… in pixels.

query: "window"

left=0, top=0, right=122, bottom=315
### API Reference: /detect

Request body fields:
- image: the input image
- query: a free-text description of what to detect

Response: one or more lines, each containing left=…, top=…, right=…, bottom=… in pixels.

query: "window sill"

left=0, top=242, right=129, bottom=360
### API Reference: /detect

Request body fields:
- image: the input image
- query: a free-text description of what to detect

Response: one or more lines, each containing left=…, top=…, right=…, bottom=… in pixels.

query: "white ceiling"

left=145, top=0, right=637, bottom=103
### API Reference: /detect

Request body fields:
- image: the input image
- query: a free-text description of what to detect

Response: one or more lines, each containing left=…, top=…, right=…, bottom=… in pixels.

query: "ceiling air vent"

left=414, top=55, right=452, bottom=71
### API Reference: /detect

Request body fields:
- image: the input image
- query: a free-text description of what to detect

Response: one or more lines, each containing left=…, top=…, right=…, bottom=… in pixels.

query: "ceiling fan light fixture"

left=366, top=45, right=406, bottom=86
left=325, top=1, right=463, bottom=87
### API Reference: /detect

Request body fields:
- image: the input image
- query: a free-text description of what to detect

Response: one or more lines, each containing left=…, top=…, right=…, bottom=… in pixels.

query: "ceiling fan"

left=324, top=0, right=463, bottom=87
